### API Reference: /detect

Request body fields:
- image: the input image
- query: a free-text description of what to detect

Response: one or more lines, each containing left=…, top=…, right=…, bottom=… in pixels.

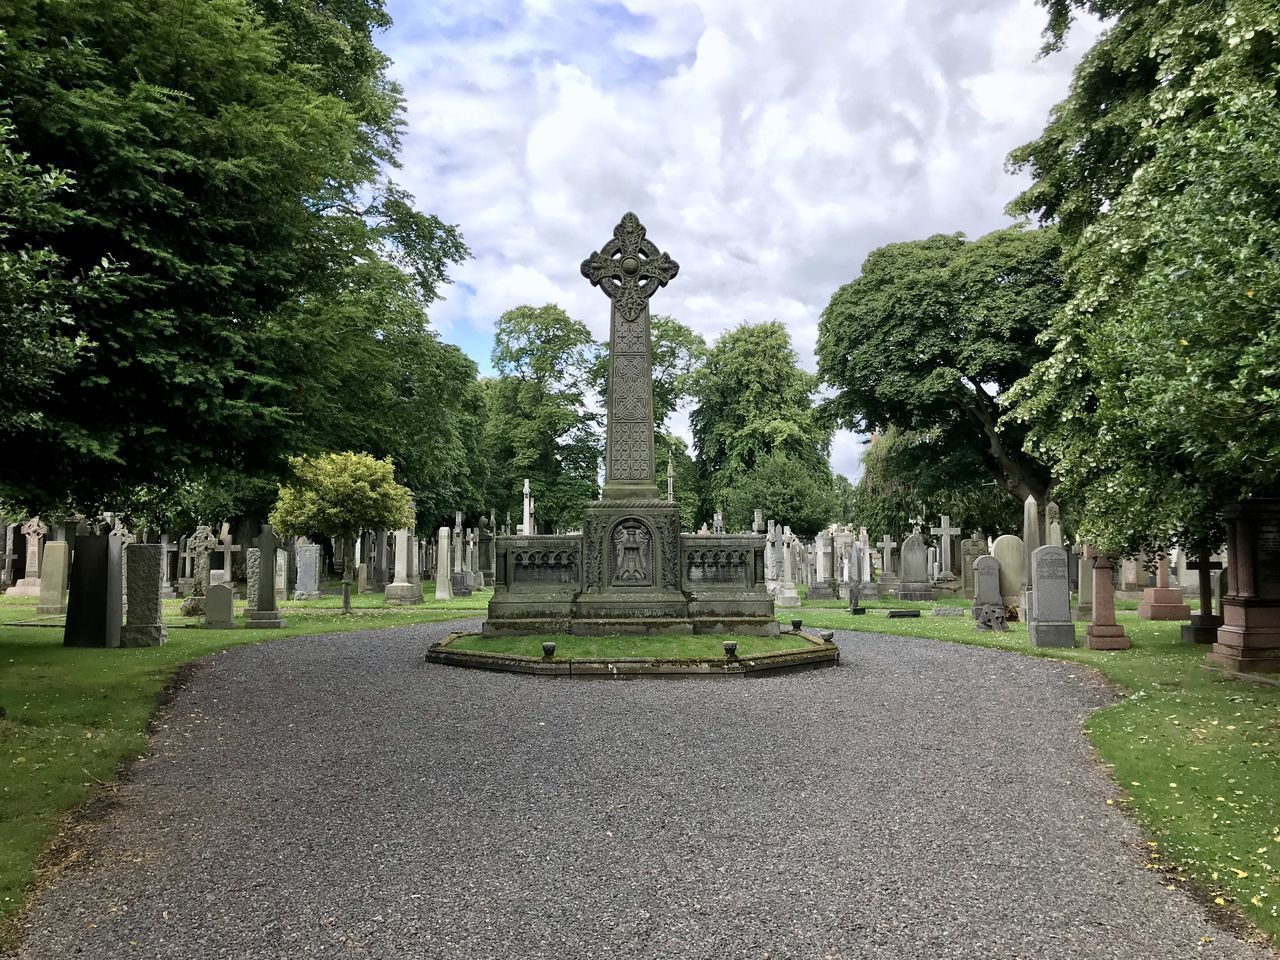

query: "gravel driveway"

left=12, top=621, right=1275, bottom=959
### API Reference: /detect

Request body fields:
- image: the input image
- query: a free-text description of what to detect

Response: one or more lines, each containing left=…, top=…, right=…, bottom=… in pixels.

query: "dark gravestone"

left=887, top=609, right=921, bottom=619
left=64, top=534, right=122, bottom=648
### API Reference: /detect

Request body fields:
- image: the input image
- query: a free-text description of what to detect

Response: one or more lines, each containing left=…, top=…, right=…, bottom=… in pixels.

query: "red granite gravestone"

left=1136, top=553, right=1191, bottom=621
left=1208, top=499, right=1280, bottom=673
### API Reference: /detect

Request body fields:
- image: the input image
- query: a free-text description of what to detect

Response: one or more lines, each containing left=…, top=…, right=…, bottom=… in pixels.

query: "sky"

left=380, top=0, right=1101, bottom=481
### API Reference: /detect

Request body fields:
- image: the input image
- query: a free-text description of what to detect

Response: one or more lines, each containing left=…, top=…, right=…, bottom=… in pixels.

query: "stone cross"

left=215, top=526, right=241, bottom=580
left=930, top=515, right=961, bottom=573
left=582, top=211, right=678, bottom=500
left=752, top=509, right=764, bottom=534
left=876, top=534, right=898, bottom=577
left=453, top=511, right=463, bottom=572
left=713, top=510, right=724, bottom=535
left=21, top=516, right=48, bottom=579
left=1, top=524, right=16, bottom=588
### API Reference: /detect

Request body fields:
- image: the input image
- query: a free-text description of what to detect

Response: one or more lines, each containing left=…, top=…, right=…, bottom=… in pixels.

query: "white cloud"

left=383, top=0, right=1101, bottom=469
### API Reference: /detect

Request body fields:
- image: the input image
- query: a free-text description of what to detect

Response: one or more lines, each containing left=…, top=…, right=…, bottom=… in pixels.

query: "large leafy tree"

left=0, top=0, right=465, bottom=514
left=817, top=226, right=1065, bottom=506
left=1007, top=0, right=1280, bottom=554
left=483, top=304, right=603, bottom=532
left=720, top=454, right=835, bottom=539
left=690, top=321, right=831, bottom=514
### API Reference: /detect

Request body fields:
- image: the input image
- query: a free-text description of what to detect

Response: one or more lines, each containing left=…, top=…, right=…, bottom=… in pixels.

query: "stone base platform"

left=1137, top=587, right=1191, bottom=620
left=428, top=631, right=837, bottom=678
left=5, top=578, right=41, bottom=598
left=1181, top=613, right=1222, bottom=644
left=898, top=581, right=935, bottom=602
left=244, top=610, right=287, bottom=629
left=383, top=582, right=422, bottom=605
left=1208, top=601, right=1280, bottom=673
left=1084, top=624, right=1130, bottom=650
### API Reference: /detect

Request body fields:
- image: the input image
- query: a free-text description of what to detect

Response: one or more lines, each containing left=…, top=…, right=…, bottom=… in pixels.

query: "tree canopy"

left=818, top=226, right=1065, bottom=507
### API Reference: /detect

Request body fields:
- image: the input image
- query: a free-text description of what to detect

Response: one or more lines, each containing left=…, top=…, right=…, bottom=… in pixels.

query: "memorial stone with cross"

left=483, top=213, right=776, bottom=637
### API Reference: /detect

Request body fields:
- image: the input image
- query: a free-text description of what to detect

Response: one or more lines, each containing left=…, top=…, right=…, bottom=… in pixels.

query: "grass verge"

left=794, top=598, right=1279, bottom=942
left=0, top=594, right=477, bottom=947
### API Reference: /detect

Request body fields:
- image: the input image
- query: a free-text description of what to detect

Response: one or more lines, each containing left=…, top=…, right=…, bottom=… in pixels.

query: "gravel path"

left=13, top=622, right=1275, bottom=959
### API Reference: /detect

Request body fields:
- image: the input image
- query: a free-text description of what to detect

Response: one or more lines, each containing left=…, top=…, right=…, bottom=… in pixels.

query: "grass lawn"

left=0, top=591, right=483, bottom=946
left=446, top=632, right=814, bottom=660
left=794, top=596, right=1280, bottom=942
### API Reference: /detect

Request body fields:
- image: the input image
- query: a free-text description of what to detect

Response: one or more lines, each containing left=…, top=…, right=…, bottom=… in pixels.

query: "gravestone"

left=897, top=531, right=934, bottom=602
left=930, top=515, right=960, bottom=585
left=385, top=528, right=422, bottom=605
left=1181, top=548, right=1223, bottom=644
left=752, top=510, right=764, bottom=534
left=972, top=555, right=1006, bottom=631
left=294, top=541, right=322, bottom=600
left=275, top=548, right=288, bottom=602
left=1045, top=501, right=1063, bottom=548
left=1085, top=548, right=1130, bottom=649
left=203, top=582, right=235, bottom=629
left=245, top=548, right=260, bottom=610
left=6, top=516, right=47, bottom=597
left=36, top=540, right=70, bottom=615
left=244, top=524, right=286, bottom=628
left=809, top=530, right=838, bottom=599
left=0, top=523, right=17, bottom=589
left=179, top=525, right=217, bottom=617
left=159, top=533, right=179, bottom=599
left=435, top=527, right=453, bottom=600
left=775, top=527, right=801, bottom=607
left=959, top=536, right=986, bottom=600
left=1074, top=541, right=1093, bottom=621
left=121, top=543, right=168, bottom=647
left=63, top=534, right=123, bottom=647
left=1137, top=553, right=1191, bottom=621
left=876, top=534, right=898, bottom=584
left=991, top=535, right=1024, bottom=615
left=1022, top=495, right=1040, bottom=619
left=357, top=562, right=368, bottom=594
left=1029, top=545, right=1074, bottom=648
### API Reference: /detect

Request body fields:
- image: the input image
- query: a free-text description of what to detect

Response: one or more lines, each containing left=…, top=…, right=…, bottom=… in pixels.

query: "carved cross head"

left=580, top=212, right=679, bottom=322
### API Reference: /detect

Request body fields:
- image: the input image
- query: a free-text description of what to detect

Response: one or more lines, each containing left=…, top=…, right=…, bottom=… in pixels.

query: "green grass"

left=0, top=594, right=479, bottom=946
left=794, top=597, right=1280, bottom=941
left=446, top=632, right=814, bottom=660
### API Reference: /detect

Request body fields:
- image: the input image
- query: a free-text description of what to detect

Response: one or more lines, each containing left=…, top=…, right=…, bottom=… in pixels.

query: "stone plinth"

left=1209, top=499, right=1280, bottom=673
left=1137, top=554, right=1190, bottom=621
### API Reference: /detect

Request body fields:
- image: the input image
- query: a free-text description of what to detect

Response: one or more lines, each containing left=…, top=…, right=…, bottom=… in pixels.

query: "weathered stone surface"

left=385, top=529, right=422, bottom=605
left=1085, top=549, right=1130, bottom=650
left=991, top=535, right=1024, bottom=610
left=36, top=540, right=69, bottom=615
left=1029, top=545, right=1074, bottom=648
left=121, top=543, right=168, bottom=647
left=245, top=548, right=260, bottom=610
left=63, top=534, right=123, bottom=648
left=1137, top=553, right=1191, bottom=621
left=243, top=525, right=286, bottom=628
left=203, top=582, right=235, bottom=629
left=6, top=516, right=47, bottom=597
left=435, top=527, right=453, bottom=601
left=897, top=532, right=934, bottom=602
left=959, top=537, right=986, bottom=600
left=294, top=543, right=322, bottom=600
left=1209, top=499, right=1280, bottom=672
left=179, top=525, right=216, bottom=618
left=972, top=555, right=1006, bottom=632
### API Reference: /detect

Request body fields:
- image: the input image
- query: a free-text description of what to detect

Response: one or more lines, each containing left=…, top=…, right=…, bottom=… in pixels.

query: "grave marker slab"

left=1029, top=545, right=1074, bottom=648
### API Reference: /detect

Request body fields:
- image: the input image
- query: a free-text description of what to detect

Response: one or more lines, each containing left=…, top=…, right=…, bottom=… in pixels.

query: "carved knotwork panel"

left=608, top=519, right=654, bottom=588
left=610, top=421, right=651, bottom=481
left=611, top=355, right=651, bottom=422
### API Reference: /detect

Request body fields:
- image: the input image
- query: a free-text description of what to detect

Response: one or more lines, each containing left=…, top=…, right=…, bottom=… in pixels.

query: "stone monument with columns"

left=485, top=213, right=775, bottom=637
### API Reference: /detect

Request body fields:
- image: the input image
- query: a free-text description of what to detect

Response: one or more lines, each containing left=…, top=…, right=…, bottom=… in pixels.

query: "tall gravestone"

left=179, top=525, right=217, bottom=617
left=245, top=547, right=260, bottom=610
left=972, top=555, right=1006, bottom=631
left=876, top=534, right=898, bottom=587
left=244, top=524, right=286, bottom=628
left=930, top=515, right=961, bottom=586
left=294, top=541, right=322, bottom=601
left=959, top=536, right=986, bottom=600
left=1029, top=545, right=1074, bottom=648
left=121, top=543, right=168, bottom=647
left=897, top=531, right=934, bottom=602
left=1208, top=498, right=1280, bottom=673
left=63, top=534, right=123, bottom=648
left=36, top=540, right=70, bottom=616
left=1074, top=541, right=1094, bottom=621
left=385, top=528, right=422, bottom=605
left=1022, top=495, right=1040, bottom=621
left=1085, top=548, right=1130, bottom=650
left=435, top=527, right=453, bottom=601
left=1181, top=548, right=1223, bottom=644
left=774, top=527, right=801, bottom=607
left=991, top=535, right=1024, bottom=615
left=6, top=516, right=47, bottom=597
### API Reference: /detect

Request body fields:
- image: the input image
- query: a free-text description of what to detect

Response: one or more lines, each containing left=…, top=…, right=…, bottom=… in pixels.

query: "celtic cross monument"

left=482, top=213, right=776, bottom=637
left=581, top=211, right=678, bottom=500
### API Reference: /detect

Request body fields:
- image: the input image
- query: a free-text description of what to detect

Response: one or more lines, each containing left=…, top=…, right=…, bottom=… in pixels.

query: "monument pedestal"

left=384, top=581, right=422, bottom=605
left=897, top=581, right=934, bottom=602
left=1137, top=587, right=1191, bottom=620
left=1209, top=499, right=1280, bottom=673
left=1182, top=613, right=1223, bottom=645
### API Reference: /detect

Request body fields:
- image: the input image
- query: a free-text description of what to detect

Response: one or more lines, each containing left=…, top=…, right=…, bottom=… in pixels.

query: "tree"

left=270, top=452, right=412, bottom=612
left=590, top=314, right=708, bottom=431
left=0, top=0, right=466, bottom=513
left=483, top=305, right=603, bottom=531
left=846, top=428, right=1021, bottom=541
left=690, top=321, right=832, bottom=513
left=817, top=226, right=1065, bottom=506
left=1007, top=0, right=1280, bottom=553
left=721, top=454, right=835, bottom=539
left=656, top=433, right=702, bottom=531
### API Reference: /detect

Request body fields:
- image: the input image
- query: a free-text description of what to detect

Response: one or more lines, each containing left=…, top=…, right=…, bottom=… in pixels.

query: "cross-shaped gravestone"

left=930, top=515, right=961, bottom=573
left=877, top=534, right=898, bottom=577
left=187, top=525, right=218, bottom=597
left=215, top=525, right=241, bottom=578
left=1, top=524, right=17, bottom=587
left=582, top=211, right=679, bottom=500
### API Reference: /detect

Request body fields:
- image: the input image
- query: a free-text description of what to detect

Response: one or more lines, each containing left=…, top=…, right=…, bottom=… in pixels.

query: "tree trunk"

left=959, top=382, right=1051, bottom=505
left=341, top=535, right=353, bottom=614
